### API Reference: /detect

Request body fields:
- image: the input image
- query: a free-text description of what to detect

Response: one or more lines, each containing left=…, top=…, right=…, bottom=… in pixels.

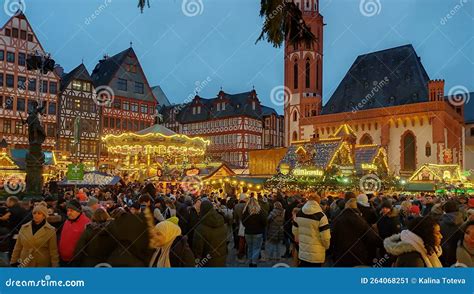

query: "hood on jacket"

left=200, top=201, right=224, bottom=228
left=302, top=200, right=322, bottom=215
left=442, top=211, right=464, bottom=226
left=270, top=207, right=284, bottom=218
left=383, top=233, right=417, bottom=256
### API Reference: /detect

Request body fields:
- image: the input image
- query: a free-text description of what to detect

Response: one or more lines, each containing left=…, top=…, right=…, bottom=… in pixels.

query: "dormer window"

left=222, top=102, right=225, bottom=111
left=252, top=101, right=256, bottom=110
left=217, top=103, right=221, bottom=111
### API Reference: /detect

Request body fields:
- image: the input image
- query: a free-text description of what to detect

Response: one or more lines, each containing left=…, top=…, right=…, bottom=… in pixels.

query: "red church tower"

left=284, top=0, right=324, bottom=146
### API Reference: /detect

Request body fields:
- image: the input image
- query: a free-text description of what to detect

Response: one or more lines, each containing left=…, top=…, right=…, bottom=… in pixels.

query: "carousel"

left=102, top=124, right=210, bottom=182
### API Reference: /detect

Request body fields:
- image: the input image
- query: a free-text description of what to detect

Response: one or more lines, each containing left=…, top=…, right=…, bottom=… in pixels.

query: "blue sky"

left=4, top=0, right=473, bottom=113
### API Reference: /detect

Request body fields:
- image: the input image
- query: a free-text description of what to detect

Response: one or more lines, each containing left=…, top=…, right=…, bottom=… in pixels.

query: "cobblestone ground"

left=225, top=241, right=295, bottom=267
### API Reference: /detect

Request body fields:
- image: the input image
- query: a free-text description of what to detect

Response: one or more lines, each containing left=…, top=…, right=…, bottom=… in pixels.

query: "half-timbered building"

left=0, top=12, right=59, bottom=150
left=161, top=89, right=284, bottom=168
left=57, top=63, right=100, bottom=163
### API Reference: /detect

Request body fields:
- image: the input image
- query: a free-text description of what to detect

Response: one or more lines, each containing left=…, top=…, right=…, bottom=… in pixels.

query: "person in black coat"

left=186, top=198, right=201, bottom=248
left=439, top=201, right=464, bottom=266
left=332, top=199, right=381, bottom=267
left=356, top=194, right=377, bottom=226
left=377, top=200, right=401, bottom=240
left=74, top=209, right=116, bottom=267
left=192, top=200, right=228, bottom=267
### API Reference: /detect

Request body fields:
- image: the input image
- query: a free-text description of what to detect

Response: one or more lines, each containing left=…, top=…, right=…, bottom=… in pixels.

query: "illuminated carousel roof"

left=102, top=124, right=209, bottom=156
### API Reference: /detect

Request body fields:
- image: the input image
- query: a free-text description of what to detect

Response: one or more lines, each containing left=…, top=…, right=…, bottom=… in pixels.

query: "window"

left=4, top=97, right=12, bottom=110
left=49, top=82, right=57, bottom=94
left=128, top=120, right=132, bottom=130
left=293, top=110, right=298, bottom=122
left=7, top=52, right=15, bottom=63
left=6, top=74, right=14, bottom=88
left=28, top=78, right=36, bottom=91
left=117, top=78, right=127, bottom=91
left=12, top=28, right=18, bottom=38
left=128, top=64, right=137, bottom=73
left=0, top=74, right=3, bottom=87
left=425, top=142, right=431, bottom=157
left=3, top=120, right=11, bottom=133
left=316, top=60, right=320, bottom=90
left=131, top=103, right=138, bottom=112
left=48, top=102, right=56, bottom=115
left=113, top=100, right=121, bottom=109
left=42, top=81, right=48, bottom=93
left=140, top=121, right=145, bottom=130
left=74, top=99, right=81, bottom=110
left=15, top=121, right=23, bottom=134
left=140, top=104, right=148, bottom=114
left=103, top=117, right=109, bottom=128
left=5, top=28, right=11, bottom=36
left=83, top=82, right=91, bottom=92
left=17, top=98, right=25, bottom=112
left=116, top=118, right=121, bottom=129
left=305, top=58, right=311, bottom=88
left=123, top=101, right=129, bottom=111
left=0, top=50, right=4, bottom=61
left=134, top=82, right=144, bottom=94
left=72, top=80, right=82, bottom=91
left=18, top=52, right=26, bottom=66
left=27, top=34, right=33, bottom=42
left=293, top=60, right=298, bottom=89
left=17, top=76, right=26, bottom=90
left=20, top=30, right=26, bottom=40
left=47, top=124, right=55, bottom=137
left=110, top=117, right=115, bottom=128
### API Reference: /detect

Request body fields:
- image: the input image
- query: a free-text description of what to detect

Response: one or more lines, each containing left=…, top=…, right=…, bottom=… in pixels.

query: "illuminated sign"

left=361, top=163, right=377, bottom=170
left=292, top=168, right=323, bottom=177
left=279, top=164, right=290, bottom=175
left=186, top=168, right=200, bottom=177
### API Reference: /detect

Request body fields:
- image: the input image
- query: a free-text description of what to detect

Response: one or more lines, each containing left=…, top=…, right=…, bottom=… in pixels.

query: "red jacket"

left=59, top=213, right=90, bottom=261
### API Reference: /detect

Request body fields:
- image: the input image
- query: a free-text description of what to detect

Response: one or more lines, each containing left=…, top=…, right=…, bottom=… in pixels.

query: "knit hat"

left=33, top=201, right=49, bottom=218
left=87, top=197, right=99, bottom=207
left=345, top=198, right=358, bottom=209
left=166, top=216, right=179, bottom=225
left=468, top=198, right=474, bottom=209
left=410, top=205, right=420, bottom=214
left=67, top=199, right=82, bottom=212
left=356, top=194, right=370, bottom=207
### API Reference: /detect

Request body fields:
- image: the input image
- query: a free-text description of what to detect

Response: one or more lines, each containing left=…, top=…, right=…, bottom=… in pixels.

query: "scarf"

left=149, top=221, right=182, bottom=268
left=31, top=219, right=46, bottom=235
left=400, top=230, right=442, bottom=267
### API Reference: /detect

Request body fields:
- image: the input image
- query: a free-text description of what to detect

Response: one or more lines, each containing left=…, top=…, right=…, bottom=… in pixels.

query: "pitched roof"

left=323, top=44, right=430, bottom=114
left=354, top=145, right=378, bottom=172
left=176, top=90, right=265, bottom=123
left=466, top=94, right=474, bottom=123
left=135, top=124, right=176, bottom=136
left=152, top=86, right=171, bottom=108
left=91, top=47, right=131, bottom=87
left=60, top=63, right=92, bottom=91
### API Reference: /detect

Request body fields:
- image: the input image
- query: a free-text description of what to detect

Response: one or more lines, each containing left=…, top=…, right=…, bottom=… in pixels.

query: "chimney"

left=428, top=79, right=445, bottom=101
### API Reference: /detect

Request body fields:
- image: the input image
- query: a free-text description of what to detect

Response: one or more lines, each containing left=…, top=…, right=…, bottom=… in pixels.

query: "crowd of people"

left=0, top=181, right=473, bottom=268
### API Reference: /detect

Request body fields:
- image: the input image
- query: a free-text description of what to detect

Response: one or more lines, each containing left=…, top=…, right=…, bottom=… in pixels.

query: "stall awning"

left=405, top=182, right=436, bottom=192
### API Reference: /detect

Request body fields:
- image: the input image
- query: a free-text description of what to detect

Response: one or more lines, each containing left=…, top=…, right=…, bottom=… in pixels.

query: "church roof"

left=323, top=44, right=430, bottom=114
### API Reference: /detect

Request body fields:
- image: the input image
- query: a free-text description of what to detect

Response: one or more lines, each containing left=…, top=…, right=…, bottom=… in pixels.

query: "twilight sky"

left=3, top=0, right=473, bottom=113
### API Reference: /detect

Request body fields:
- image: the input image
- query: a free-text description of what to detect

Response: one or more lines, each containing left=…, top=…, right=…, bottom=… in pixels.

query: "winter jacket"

left=73, top=221, right=116, bottom=267
left=456, top=240, right=474, bottom=267
left=267, top=207, right=285, bottom=243
left=168, top=235, right=195, bottom=267
left=11, top=221, right=59, bottom=267
left=332, top=208, right=381, bottom=267
left=233, top=202, right=246, bottom=224
left=186, top=207, right=200, bottom=248
left=106, top=213, right=154, bottom=267
left=377, top=209, right=401, bottom=240
left=440, top=211, right=464, bottom=266
left=59, top=213, right=90, bottom=262
left=192, top=201, right=228, bottom=267
left=357, top=204, right=377, bottom=225
left=294, top=200, right=331, bottom=263
left=384, top=232, right=442, bottom=267
left=242, top=209, right=267, bottom=235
